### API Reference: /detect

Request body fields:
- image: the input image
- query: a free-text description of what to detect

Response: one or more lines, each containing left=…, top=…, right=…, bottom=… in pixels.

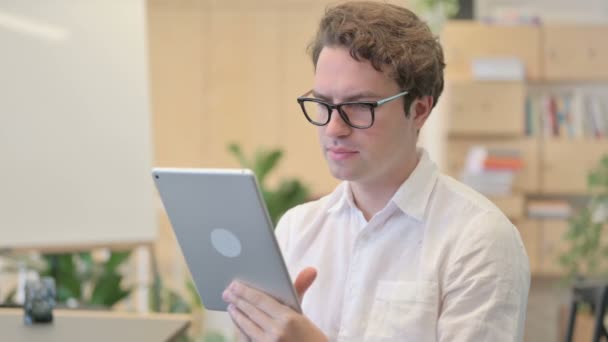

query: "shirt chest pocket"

left=364, top=280, right=439, bottom=341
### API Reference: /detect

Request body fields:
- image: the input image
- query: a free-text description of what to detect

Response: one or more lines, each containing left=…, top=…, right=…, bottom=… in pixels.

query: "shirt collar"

left=391, top=148, right=438, bottom=222
left=326, top=148, right=438, bottom=222
left=327, top=182, right=353, bottom=214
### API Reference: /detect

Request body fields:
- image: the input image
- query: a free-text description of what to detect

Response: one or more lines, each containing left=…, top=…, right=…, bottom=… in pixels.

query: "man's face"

left=313, top=46, right=424, bottom=186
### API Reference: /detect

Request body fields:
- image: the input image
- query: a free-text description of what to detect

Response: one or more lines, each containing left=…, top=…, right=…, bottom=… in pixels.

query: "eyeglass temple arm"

left=299, top=90, right=314, bottom=98
left=376, top=91, right=409, bottom=105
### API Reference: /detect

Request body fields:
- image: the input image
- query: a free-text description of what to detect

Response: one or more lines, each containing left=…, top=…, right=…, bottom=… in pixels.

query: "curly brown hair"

left=309, top=1, right=445, bottom=113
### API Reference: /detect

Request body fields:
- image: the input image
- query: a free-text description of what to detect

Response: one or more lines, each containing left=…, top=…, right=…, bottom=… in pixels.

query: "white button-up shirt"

left=276, top=149, right=530, bottom=341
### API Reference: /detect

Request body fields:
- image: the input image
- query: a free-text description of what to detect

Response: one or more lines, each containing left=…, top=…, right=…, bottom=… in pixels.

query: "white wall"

left=476, top=0, right=608, bottom=23
left=0, top=1, right=156, bottom=249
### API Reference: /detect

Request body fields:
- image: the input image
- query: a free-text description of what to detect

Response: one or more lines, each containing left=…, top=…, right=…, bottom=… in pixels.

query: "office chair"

left=565, top=282, right=608, bottom=342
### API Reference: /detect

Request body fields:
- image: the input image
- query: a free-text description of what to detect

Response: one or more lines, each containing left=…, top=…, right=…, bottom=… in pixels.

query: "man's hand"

left=223, top=267, right=327, bottom=342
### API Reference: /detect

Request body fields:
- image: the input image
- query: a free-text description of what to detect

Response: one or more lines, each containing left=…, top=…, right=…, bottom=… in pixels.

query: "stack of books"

left=527, top=199, right=572, bottom=219
left=460, top=146, right=523, bottom=196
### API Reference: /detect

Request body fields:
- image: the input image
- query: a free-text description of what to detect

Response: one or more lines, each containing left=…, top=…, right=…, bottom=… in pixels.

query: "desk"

left=0, top=308, right=190, bottom=342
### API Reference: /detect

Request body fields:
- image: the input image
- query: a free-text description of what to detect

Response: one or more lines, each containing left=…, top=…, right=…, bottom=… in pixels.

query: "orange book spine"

left=483, top=158, right=524, bottom=170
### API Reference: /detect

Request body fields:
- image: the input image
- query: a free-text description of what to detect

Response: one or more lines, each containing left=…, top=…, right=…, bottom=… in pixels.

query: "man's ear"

left=408, top=95, right=434, bottom=130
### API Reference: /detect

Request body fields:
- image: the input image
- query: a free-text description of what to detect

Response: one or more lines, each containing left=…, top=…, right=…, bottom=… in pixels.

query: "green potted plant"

left=41, top=250, right=133, bottom=308
left=557, top=155, right=608, bottom=341
left=559, top=155, right=608, bottom=281
left=413, top=0, right=460, bottom=33
left=227, top=143, right=311, bottom=226
left=0, top=250, right=133, bottom=309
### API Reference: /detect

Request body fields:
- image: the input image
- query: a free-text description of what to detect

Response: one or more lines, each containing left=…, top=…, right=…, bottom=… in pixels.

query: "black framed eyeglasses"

left=296, top=90, right=409, bottom=129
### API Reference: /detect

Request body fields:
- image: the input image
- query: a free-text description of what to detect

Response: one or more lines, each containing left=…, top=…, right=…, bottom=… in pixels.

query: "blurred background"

left=1, top=0, right=608, bottom=341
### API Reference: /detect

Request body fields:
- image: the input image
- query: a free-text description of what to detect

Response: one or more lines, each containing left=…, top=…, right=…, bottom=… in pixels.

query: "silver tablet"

left=152, top=168, right=301, bottom=312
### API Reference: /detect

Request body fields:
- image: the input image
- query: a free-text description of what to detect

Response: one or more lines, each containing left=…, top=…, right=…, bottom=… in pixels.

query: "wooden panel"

left=541, top=139, right=608, bottom=195
left=515, top=219, right=540, bottom=275
left=542, top=25, right=608, bottom=81
left=448, top=81, right=525, bottom=136
left=538, top=219, right=569, bottom=276
left=148, top=2, right=206, bottom=167
left=203, top=7, right=283, bottom=168
left=490, top=195, right=525, bottom=220
left=280, top=5, right=339, bottom=196
left=446, top=137, right=539, bottom=193
left=441, top=21, right=542, bottom=80
left=148, top=1, right=339, bottom=195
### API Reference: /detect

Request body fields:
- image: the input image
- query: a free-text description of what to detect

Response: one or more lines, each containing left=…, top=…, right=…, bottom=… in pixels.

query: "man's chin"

left=327, top=164, right=358, bottom=182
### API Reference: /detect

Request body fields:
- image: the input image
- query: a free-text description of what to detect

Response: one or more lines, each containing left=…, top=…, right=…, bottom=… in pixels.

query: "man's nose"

left=324, top=108, right=352, bottom=137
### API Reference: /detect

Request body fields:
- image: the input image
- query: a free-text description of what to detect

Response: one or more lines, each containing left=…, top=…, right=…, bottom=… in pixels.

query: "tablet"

left=152, top=168, right=301, bottom=312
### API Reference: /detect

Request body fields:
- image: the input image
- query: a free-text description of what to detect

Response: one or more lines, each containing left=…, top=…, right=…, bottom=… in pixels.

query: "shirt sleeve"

left=437, top=211, right=531, bottom=342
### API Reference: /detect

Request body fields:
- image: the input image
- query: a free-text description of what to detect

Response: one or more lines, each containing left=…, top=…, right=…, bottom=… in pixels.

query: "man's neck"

left=350, top=153, right=420, bottom=221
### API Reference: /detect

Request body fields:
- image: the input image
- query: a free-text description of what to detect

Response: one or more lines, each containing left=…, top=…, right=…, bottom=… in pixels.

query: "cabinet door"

left=441, top=21, right=542, bottom=80
left=489, top=195, right=525, bottom=220
left=541, top=139, right=608, bottom=195
left=538, top=219, right=569, bottom=276
left=446, top=137, right=539, bottom=192
left=543, top=25, right=608, bottom=80
left=448, top=81, right=526, bottom=136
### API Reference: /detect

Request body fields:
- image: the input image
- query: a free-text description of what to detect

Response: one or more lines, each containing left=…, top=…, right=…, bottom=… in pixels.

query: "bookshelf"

left=442, top=21, right=608, bottom=277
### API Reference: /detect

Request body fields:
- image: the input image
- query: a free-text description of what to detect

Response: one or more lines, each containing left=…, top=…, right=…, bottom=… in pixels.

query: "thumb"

left=294, top=267, right=317, bottom=301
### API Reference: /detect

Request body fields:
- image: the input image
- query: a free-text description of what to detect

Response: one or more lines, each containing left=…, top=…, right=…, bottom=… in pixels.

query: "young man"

left=223, top=2, right=530, bottom=341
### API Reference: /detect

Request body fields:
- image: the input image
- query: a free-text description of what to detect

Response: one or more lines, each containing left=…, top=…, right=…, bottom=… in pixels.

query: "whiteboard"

left=0, top=1, right=157, bottom=249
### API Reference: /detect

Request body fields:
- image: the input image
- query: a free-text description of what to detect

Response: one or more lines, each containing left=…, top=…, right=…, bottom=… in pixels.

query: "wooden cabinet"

left=446, top=137, right=539, bottom=193
left=540, top=139, right=608, bottom=194
left=441, top=22, right=608, bottom=82
left=443, top=21, right=608, bottom=276
left=538, top=219, right=569, bottom=276
left=448, top=81, right=526, bottom=136
left=542, top=25, right=608, bottom=81
left=490, top=195, right=525, bottom=220
left=441, top=21, right=542, bottom=80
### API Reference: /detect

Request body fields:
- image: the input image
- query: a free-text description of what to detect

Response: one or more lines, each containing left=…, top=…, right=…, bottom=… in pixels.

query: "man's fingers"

left=225, top=281, right=287, bottom=319
left=227, top=304, right=262, bottom=341
left=235, top=329, right=251, bottom=342
left=227, top=289, right=275, bottom=330
left=294, top=267, right=317, bottom=301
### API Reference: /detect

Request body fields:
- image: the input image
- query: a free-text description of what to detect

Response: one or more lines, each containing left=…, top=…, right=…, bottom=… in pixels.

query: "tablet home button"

left=210, top=228, right=242, bottom=258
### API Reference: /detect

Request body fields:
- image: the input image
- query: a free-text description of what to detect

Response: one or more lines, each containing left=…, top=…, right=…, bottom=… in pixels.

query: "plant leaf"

left=186, top=278, right=202, bottom=308
left=227, top=142, right=250, bottom=169
left=43, top=254, right=81, bottom=302
left=90, top=272, right=130, bottom=307
left=3, top=287, right=17, bottom=305
left=253, top=148, right=283, bottom=186
left=166, top=288, right=191, bottom=313
left=105, top=251, right=131, bottom=272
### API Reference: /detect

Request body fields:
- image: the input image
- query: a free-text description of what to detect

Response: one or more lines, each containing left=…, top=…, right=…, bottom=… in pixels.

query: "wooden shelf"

left=443, top=20, right=608, bottom=277
left=446, top=137, right=539, bottom=193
